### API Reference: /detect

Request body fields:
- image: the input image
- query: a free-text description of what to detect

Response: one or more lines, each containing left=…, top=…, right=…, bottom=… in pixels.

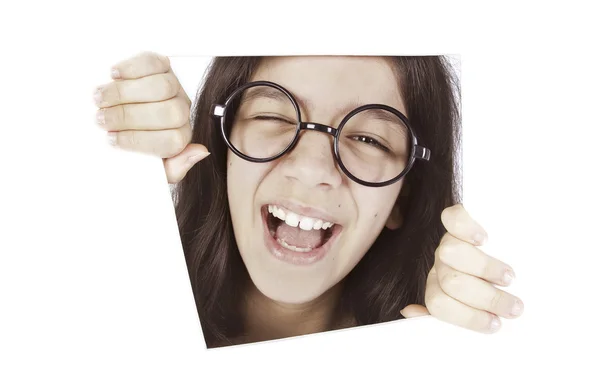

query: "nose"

left=278, top=130, right=343, bottom=190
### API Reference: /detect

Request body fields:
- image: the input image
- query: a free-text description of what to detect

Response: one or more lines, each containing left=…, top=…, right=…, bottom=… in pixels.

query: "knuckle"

left=425, top=292, right=445, bottom=315
left=169, top=99, right=190, bottom=128
left=157, top=53, right=170, bottom=68
left=180, top=123, right=193, bottom=145
left=146, top=51, right=169, bottom=70
left=441, top=204, right=459, bottom=220
left=159, top=73, right=179, bottom=99
left=139, top=50, right=158, bottom=61
left=168, top=129, right=187, bottom=155
left=127, top=130, right=140, bottom=147
left=441, top=204, right=463, bottom=229
left=423, top=284, right=434, bottom=307
left=436, top=238, right=458, bottom=263
left=439, top=271, right=462, bottom=295
left=112, top=81, right=124, bottom=103
left=107, top=105, right=125, bottom=128
left=119, top=104, right=132, bottom=128
left=489, top=291, right=504, bottom=311
left=131, top=51, right=166, bottom=74
left=440, top=206, right=453, bottom=221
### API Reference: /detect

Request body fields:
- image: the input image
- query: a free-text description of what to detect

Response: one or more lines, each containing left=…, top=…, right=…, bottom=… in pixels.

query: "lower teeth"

left=276, top=238, right=313, bottom=253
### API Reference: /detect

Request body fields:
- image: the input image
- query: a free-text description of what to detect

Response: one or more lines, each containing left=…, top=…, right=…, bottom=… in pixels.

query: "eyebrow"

left=356, top=107, right=407, bottom=126
left=240, top=87, right=292, bottom=105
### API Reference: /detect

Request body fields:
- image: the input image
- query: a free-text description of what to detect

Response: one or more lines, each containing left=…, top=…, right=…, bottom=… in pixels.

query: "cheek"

left=226, top=151, right=273, bottom=218
left=227, top=151, right=256, bottom=188
left=226, top=153, right=251, bottom=221
left=329, top=187, right=400, bottom=282
left=342, top=184, right=402, bottom=254
left=354, top=184, right=402, bottom=223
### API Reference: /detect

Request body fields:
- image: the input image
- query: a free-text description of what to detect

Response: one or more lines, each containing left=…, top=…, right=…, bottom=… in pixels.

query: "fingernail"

left=187, top=151, right=210, bottom=165
left=490, top=316, right=501, bottom=333
left=94, top=88, right=103, bottom=105
left=511, top=299, right=524, bottom=317
left=111, top=68, right=121, bottom=79
left=107, top=132, right=117, bottom=146
left=96, top=109, right=105, bottom=125
left=503, top=269, right=515, bottom=286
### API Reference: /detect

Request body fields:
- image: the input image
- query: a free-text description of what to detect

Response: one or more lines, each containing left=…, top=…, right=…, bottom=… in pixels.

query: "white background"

left=1, top=1, right=598, bottom=387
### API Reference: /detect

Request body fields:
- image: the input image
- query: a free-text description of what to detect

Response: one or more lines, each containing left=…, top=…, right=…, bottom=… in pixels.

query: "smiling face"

left=226, top=56, right=407, bottom=305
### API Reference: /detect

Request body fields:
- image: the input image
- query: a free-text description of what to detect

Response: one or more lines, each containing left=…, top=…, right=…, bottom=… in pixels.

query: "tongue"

left=275, top=223, right=324, bottom=249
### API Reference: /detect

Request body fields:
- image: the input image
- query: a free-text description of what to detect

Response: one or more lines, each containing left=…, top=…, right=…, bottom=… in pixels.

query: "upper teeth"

left=268, top=205, right=334, bottom=231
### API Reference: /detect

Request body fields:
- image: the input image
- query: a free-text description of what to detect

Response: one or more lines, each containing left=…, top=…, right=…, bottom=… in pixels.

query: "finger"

left=400, top=304, right=430, bottom=318
left=425, top=267, right=502, bottom=333
left=436, top=233, right=516, bottom=286
left=107, top=123, right=192, bottom=159
left=110, top=51, right=171, bottom=80
left=97, top=96, right=189, bottom=131
left=441, top=203, right=487, bottom=245
left=435, top=259, right=524, bottom=319
left=94, top=72, right=182, bottom=108
left=163, top=143, right=211, bottom=184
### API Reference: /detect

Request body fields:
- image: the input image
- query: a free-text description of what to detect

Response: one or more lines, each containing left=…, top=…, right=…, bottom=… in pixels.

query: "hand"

left=94, top=51, right=210, bottom=183
left=400, top=204, right=524, bottom=333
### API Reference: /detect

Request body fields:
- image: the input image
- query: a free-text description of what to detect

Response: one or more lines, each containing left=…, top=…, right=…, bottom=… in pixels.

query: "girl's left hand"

left=400, top=204, right=524, bottom=333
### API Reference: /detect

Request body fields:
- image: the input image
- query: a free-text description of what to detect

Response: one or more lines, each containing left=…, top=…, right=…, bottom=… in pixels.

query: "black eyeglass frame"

left=210, top=80, right=431, bottom=188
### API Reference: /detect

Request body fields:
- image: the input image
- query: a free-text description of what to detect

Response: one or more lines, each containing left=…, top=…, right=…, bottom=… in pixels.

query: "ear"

left=385, top=182, right=410, bottom=230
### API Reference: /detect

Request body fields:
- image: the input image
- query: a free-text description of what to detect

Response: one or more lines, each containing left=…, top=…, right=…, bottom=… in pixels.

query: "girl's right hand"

left=94, top=51, right=210, bottom=184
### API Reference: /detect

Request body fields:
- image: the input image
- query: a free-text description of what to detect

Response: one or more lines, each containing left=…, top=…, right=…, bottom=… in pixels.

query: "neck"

left=240, top=281, right=346, bottom=344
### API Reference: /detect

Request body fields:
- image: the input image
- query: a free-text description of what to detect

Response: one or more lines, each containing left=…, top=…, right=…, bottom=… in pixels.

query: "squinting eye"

left=253, top=115, right=296, bottom=125
left=349, top=135, right=391, bottom=153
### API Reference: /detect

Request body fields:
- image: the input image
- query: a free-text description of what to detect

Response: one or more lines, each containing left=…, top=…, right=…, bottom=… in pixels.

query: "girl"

left=94, top=52, right=524, bottom=348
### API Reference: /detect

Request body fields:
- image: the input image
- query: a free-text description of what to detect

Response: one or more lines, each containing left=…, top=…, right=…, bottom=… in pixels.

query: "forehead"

left=249, top=56, right=406, bottom=116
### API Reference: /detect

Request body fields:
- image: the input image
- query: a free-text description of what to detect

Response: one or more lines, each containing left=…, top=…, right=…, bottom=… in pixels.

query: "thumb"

left=163, top=143, right=210, bottom=184
left=400, top=304, right=430, bottom=319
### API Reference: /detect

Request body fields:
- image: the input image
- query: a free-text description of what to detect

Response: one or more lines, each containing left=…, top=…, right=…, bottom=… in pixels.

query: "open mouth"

left=261, top=204, right=342, bottom=265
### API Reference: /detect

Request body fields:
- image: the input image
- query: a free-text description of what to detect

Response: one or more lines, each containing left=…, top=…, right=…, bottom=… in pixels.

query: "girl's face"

left=227, top=56, right=406, bottom=304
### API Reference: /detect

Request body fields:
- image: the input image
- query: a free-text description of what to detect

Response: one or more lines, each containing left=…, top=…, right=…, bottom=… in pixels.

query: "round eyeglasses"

left=210, top=81, right=431, bottom=187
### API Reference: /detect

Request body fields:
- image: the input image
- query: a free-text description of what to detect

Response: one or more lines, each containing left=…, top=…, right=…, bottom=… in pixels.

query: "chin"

left=238, top=244, right=343, bottom=306
left=250, top=273, right=333, bottom=305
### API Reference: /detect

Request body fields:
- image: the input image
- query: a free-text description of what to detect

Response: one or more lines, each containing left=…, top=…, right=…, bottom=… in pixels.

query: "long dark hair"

left=174, top=56, right=461, bottom=348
